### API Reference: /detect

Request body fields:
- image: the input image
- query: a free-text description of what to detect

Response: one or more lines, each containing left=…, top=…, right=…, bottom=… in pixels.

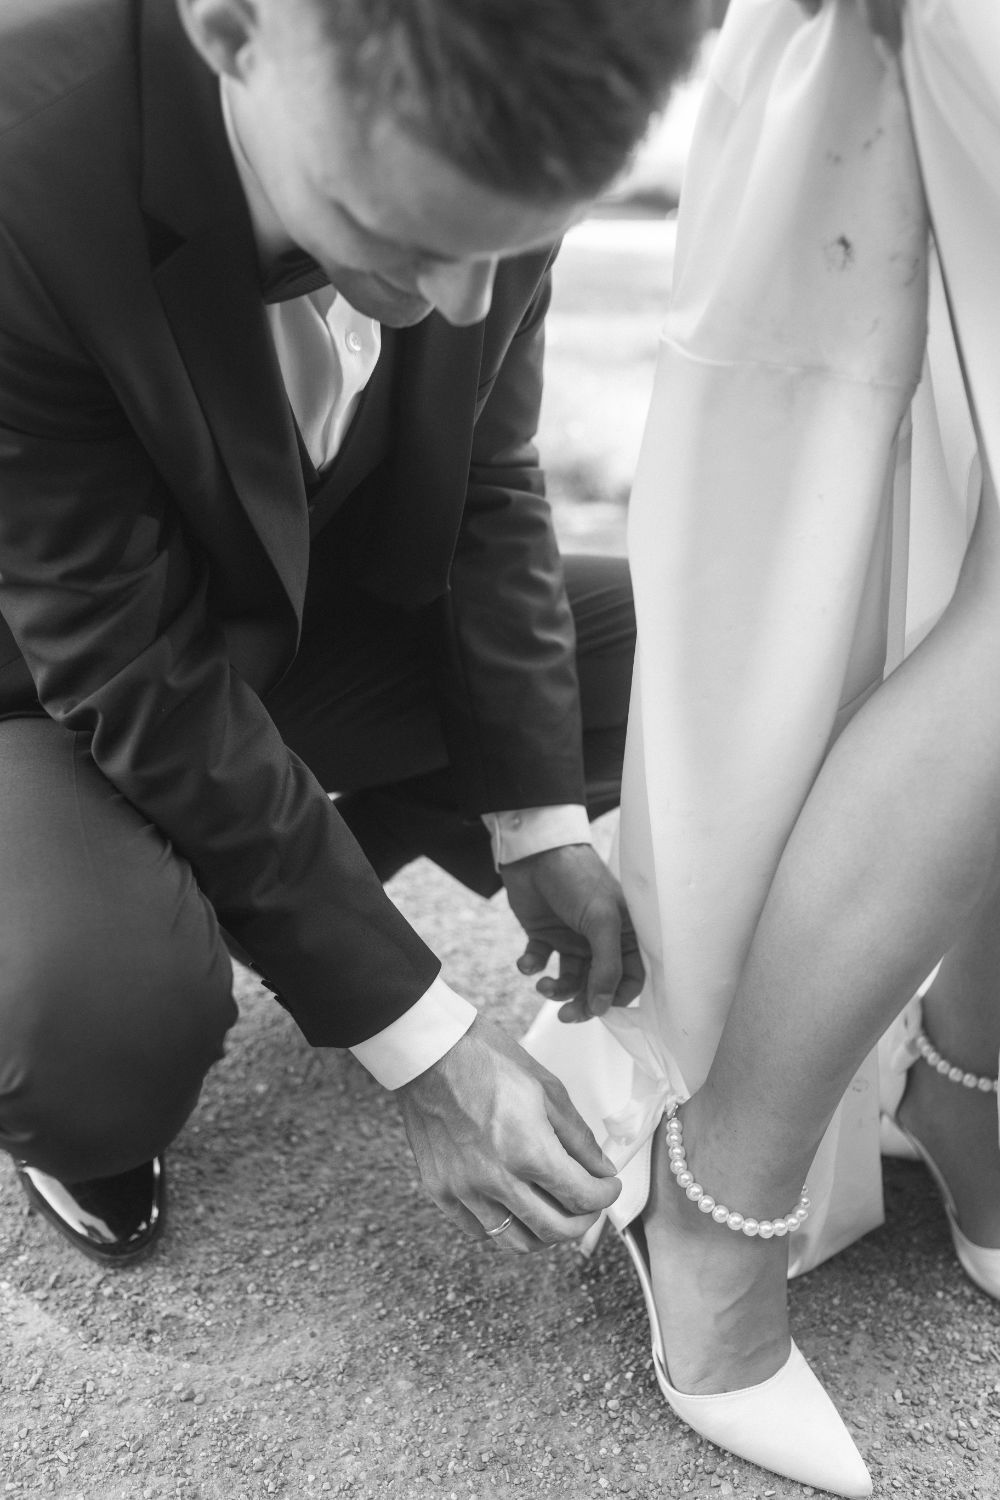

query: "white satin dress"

left=526, top=0, right=1000, bottom=1274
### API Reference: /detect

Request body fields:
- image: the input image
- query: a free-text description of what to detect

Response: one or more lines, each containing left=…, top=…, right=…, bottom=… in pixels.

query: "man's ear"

left=175, top=0, right=259, bottom=81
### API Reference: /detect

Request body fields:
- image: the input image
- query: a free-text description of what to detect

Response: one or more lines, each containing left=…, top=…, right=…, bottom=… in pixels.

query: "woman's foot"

left=628, top=1098, right=872, bottom=1497
left=640, top=1096, right=799, bottom=1395
left=896, top=1047, right=1000, bottom=1250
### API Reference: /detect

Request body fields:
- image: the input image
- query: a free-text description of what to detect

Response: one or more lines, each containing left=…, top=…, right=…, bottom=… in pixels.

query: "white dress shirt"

left=220, top=80, right=590, bottom=1088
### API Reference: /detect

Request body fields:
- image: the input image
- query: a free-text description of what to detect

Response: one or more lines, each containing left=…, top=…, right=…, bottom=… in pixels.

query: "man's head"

left=179, top=0, right=702, bottom=326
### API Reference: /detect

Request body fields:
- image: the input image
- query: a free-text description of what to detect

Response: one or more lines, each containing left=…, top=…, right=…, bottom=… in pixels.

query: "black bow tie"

left=260, top=249, right=330, bottom=305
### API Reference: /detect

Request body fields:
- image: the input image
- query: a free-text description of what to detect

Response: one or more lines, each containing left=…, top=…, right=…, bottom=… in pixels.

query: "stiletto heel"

left=888, top=1032, right=1000, bottom=1300
left=888, top=1116, right=1000, bottom=1300
left=620, top=1109, right=872, bottom=1498
left=620, top=1220, right=871, bottom=1497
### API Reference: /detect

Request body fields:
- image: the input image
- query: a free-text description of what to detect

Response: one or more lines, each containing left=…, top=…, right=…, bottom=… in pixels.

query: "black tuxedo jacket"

left=0, top=0, right=586, bottom=1046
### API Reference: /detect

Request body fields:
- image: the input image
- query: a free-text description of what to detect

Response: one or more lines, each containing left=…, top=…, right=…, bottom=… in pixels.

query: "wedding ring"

left=485, top=1214, right=513, bottom=1238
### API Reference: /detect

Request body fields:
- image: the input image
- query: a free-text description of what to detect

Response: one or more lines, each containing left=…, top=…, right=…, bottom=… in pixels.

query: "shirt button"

left=345, top=330, right=363, bottom=354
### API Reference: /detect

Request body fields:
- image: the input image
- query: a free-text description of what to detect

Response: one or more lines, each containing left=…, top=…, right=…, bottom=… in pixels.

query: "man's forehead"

left=312, top=99, right=587, bottom=261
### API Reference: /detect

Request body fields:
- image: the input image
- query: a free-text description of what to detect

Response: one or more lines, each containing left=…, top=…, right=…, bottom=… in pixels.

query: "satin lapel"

left=150, top=227, right=309, bottom=611
left=368, top=317, right=486, bottom=605
left=138, top=0, right=308, bottom=616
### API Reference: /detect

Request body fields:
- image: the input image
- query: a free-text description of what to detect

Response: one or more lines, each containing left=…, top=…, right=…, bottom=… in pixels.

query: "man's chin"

left=375, top=300, right=434, bottom=328
left=334, top=276, right=432, bottom=327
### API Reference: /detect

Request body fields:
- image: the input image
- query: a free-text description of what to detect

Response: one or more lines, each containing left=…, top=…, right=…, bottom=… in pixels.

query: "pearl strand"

left=665, top=1105, right=810, bottom=1240
left=914, top=1028, right=998, bottom=1094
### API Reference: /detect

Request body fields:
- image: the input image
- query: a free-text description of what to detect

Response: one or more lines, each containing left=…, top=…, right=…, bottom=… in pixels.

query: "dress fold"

left=527, top=0, right=999, bottom=1271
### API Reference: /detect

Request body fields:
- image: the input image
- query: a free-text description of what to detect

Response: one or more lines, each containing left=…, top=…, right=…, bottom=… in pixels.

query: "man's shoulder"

left=472, top=245, right=554, bottom=373
left=0, top=0, right=132, bottom=143
left=0, top=0, right=142, bottom=344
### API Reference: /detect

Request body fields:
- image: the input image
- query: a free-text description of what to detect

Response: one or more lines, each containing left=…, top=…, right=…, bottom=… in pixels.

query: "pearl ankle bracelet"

left=665, top=1105, right=810, bottom=1239
left=914, top=1028, right=999, bottom=1093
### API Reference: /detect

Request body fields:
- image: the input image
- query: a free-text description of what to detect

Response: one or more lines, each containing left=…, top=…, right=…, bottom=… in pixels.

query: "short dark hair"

left=302, top=0, right=704, bottom=201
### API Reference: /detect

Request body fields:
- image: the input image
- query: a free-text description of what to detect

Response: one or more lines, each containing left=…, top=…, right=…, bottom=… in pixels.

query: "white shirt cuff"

left=480, top=804, right=592, bottom=867
left=348, top=976, right=477, bottom=1090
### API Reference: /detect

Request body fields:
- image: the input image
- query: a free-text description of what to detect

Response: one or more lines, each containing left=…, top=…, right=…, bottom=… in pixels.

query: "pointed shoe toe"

left=620, top=1223, right=871, bottom=1499
left=658, top=1341, right=872, bottom=1498
left=950, top=1221, right=1000, bottom=1301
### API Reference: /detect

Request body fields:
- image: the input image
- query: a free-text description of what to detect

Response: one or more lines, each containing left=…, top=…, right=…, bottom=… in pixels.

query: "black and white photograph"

left=1, top=2, right=999, bottom=1496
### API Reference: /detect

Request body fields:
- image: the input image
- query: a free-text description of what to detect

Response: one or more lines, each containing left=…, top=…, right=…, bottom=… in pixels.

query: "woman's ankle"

left=639, top=1109, right=793, bottom=1394
left=898, top=1053, right=1000, bottom=1247
left=670, top=1089, right=814, bottom=1229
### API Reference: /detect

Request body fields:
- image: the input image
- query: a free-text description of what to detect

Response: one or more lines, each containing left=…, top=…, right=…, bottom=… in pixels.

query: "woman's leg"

left=644, top=477, right=1000, bottom=1393
left=897, top=852, right=1000, bottom=1247
left=0, top=718, right=237, bottom=1181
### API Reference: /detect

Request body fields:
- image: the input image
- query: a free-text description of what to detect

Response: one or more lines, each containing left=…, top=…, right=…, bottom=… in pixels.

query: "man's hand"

left=796, top=0, right=903, bottom=49
left=396, top=1015, right=621, bottom=1251
left=500, top=844, right=644, bottom=1023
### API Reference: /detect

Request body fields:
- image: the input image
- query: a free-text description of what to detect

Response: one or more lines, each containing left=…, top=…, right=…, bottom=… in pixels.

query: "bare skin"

left=643, top=477, right=1000, bottom=1395
left=897, top=855, right=1000, bottom=1250
left=397, top=1015, right=622, bottom=1252
left=504, top=844, right=645, bottom=1022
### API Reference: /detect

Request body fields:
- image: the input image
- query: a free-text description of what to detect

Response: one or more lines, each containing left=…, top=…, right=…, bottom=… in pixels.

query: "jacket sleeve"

left=0, top=243, right=440, bottom=1048
left=427, top=259, right=589, bottom=815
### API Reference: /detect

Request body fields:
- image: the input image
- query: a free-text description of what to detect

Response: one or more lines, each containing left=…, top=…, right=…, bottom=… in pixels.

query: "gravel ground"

left=2, top=836, right=1000, bottom=1500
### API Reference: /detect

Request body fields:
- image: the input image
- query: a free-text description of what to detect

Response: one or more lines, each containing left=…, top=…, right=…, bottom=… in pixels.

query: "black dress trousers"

left=0, top=548, right=634, bottom=1182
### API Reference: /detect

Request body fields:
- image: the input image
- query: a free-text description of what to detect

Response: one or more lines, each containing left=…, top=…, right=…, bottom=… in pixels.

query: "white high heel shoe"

left=889, top=1116, right=1000, bottom=1301
left=888, top=1031, right=1000, bottom=1301
left=620, top=1111, right=872, bottom=1499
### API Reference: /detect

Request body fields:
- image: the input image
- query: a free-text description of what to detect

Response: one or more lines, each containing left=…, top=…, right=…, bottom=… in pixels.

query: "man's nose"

left=417, top=258, right=498, bottom=327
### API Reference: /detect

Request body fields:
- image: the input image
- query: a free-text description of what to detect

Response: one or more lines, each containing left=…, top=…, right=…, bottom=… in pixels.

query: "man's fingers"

left=398, top=1016, right=624, bottom=1258
left=463, top=1198, right=562, bottom=1253
left=557, top=939, right=643, bottom=1018
left=556, top=994, right=591, bottom=1024
left=529, top=1140, right=622, bottom=1220
left=517, top=938, right=552, bottom=976
left=537, top=953, right=588, bottom=1001
left=467, top=1200, right=535, bottom=1252
left=447, top=1197, right=499, bottom=1241
left=612, top=941, right=645, bottom=1007
left=432, top=1193, right=555, bottom=1254
left=579, top=904, right=627, bottom=1017
left=499, top=1192, right=604, bottom=1249
left=546, top=907, right=643, bottom=1018
left=539, top=1085, right=621, bottom=1194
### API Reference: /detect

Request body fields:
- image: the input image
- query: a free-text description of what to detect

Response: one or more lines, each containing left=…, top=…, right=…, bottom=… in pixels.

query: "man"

left=0, top=0, right=700, bottom=1264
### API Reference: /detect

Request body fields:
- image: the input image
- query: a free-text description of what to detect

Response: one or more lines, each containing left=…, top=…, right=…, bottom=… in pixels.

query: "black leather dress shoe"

left=16, top=1157, right=165, bottom=1266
